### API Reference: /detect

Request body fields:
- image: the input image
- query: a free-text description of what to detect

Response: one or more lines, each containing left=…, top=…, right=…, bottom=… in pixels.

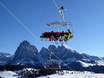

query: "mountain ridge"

left=0, top=40, right=104, bottom=68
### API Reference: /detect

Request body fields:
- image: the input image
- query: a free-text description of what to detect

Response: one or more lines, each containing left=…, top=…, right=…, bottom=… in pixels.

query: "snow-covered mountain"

left=0, top=40, right=104, bottom=71
left=39, top=45, right=104, bottom=67
left=0, top=52, right=12, bottom=65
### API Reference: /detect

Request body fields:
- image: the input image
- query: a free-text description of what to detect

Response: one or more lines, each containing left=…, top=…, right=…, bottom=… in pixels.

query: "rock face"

left=11, top=40, right=39, bottom=65
left=39, top=45, right=104, bottom=67
left=0, top=40, right=104, bottom=69
left=40, top=45, right=82, bottom=63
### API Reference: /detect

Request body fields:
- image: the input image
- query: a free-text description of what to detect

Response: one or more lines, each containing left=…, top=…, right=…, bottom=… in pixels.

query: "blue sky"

left=0, top=0, right=104, bottom=57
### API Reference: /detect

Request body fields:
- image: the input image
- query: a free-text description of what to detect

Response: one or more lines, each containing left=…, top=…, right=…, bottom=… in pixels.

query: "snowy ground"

left=38, top=71, right=104, bottom=78
left=0, top=70, right=104, bottom=78
left=0, top=71, right=19, bottom=78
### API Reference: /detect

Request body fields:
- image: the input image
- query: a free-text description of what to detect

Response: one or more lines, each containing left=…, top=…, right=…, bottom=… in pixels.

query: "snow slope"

left=0, top=70, right=104, bottom=78
left=38, top=71, right=104, bottom=78
left=0, top=71, right=19, bottom=78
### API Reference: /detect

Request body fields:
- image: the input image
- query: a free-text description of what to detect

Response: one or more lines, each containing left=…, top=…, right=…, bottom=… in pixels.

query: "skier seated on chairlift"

left=40, top=29, right=73, bottom=41
left=59, top=29, right=73, bottom=41
left=64, top=31, right=73, bottom=41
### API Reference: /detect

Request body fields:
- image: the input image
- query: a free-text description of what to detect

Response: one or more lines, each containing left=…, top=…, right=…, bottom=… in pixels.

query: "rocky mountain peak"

left=20, top=40, right=30, bottom=46
left=11, top=40, right=39, bottom=65
left=1, top=40, right=104, bottom=69
left=48, top=45, right=56, bottom=50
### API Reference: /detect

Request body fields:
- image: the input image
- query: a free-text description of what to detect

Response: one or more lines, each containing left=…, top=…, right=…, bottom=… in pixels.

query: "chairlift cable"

left=52, top=0, right=59, bottom=10
left=0, top=1, right=37, bottom=39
